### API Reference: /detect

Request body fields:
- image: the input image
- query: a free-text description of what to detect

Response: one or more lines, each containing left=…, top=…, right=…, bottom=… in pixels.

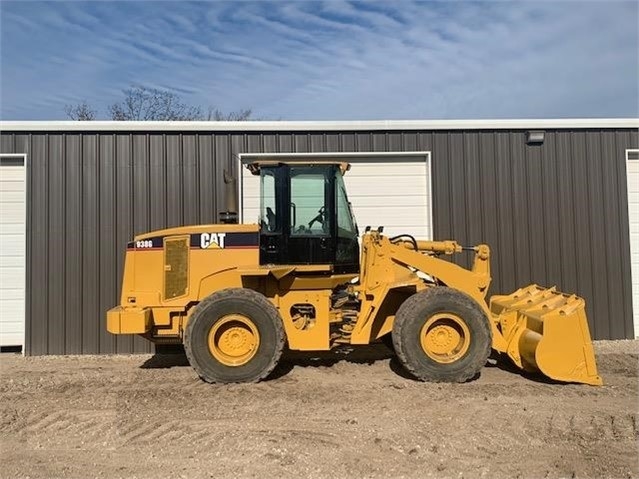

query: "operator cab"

left=248, top=161, right=360, bottom=274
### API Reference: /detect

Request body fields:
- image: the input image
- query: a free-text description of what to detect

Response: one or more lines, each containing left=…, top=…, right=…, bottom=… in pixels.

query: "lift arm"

left=351, top=232, right=507, bottom=351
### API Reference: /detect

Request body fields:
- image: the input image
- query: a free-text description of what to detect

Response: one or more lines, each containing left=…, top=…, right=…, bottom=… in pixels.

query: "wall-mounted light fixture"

left=526, top=130, right=545, bottom=145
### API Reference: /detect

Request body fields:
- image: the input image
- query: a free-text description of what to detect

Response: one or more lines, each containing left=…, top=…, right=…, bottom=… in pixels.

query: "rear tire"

left=184, top=288, right=285, bottom=383
left=392, top=287, right=491, bottom=383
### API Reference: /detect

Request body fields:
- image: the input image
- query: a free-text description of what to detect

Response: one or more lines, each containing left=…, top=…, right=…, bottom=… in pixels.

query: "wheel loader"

left=107, top=160, right=602, bottom=385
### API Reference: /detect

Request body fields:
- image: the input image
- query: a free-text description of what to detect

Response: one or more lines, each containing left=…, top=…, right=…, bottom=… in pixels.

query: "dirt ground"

left=0, top=340, right=637, bottom=479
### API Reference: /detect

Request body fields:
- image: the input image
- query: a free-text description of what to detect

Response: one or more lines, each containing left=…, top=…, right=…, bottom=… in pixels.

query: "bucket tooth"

left=490, top=285, right=602, bottom=386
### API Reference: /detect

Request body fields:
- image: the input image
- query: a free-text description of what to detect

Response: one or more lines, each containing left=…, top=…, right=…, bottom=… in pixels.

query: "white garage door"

left=240, top=153, right=432, bottom=240
left=0, top=155, right=26, bottom=348
left=626, top=149, right=639, bottom=338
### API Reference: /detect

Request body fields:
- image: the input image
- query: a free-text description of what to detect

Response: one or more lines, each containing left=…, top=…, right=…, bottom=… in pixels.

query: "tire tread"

left=392, top=287, right=492, bottom=383
left=184, top=288, right=285, bottom=383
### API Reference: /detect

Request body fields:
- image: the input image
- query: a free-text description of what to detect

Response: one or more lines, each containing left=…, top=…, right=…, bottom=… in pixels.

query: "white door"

left=240, top=153, right=432, bottom=240
left=0, top=155, right=26, bottom=348
left=626, top=149, right=639, bottom=338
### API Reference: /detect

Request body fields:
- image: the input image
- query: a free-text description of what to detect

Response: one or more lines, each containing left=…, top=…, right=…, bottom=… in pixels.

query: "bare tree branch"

left=65, top=86, right=255, bottom=121
left=206, top=106, right=252, bottom=121
left=64, top=101, right=96, bottom=121
left=108, top=86, right=203, bottom=121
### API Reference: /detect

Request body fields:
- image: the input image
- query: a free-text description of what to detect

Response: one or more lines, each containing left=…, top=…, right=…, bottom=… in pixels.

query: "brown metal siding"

left=0, top=128, right=636, bottom=355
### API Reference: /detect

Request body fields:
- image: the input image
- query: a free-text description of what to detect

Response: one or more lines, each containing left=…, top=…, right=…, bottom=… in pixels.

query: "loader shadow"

left=139, top=342, right=412, bottom=381
left=273, top=344, right=486, bottom=382
left=140, top=345, right=190, bottom=369
left=138, top=342, right=398, bottom=377
left=388, top=356, right=424, bottom=381
left=269, top=342, right=398, bottom=380
left=483, top=351, right=560, bottom=385
left=139, top=344, right=549, bottom=384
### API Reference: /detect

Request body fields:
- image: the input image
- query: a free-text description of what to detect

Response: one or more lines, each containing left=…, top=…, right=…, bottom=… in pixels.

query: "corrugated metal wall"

left=0, top=128, right=637, bottom=354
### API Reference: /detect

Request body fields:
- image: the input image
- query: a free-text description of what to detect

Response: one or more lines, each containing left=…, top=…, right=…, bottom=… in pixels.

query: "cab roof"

left=245, top=160, right=350, bottom=175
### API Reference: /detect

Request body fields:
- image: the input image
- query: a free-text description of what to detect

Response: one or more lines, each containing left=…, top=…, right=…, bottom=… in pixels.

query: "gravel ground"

left=1, top=340, right=637, bottom=479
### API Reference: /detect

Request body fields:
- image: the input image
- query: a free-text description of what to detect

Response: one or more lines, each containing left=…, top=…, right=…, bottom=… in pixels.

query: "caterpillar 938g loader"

left=107, top=161, right=602, bottom=385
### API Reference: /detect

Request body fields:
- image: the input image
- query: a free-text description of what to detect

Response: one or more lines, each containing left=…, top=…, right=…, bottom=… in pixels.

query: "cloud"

left=0, top=0, right=637, bottom=120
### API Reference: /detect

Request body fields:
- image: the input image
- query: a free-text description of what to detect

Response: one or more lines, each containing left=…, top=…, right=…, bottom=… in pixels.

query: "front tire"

left=184, top=288, right=285, bottom=383
left=392, top=287, right=491, bottom=383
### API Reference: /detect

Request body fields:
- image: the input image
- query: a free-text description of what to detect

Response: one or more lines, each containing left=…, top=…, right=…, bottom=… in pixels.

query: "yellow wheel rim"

left=420, top=313, right=471, bottom=364
left=208, top=315, right=260, bottom=367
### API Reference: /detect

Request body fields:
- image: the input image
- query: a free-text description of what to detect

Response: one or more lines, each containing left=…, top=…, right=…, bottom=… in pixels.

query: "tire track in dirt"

left=538, top=412, right=639, bottom=442
left=1, top=344, right=637, bottom=479
left=24, top=410, right=116, bottom=436
left=111, top=412, right=343, bottom=449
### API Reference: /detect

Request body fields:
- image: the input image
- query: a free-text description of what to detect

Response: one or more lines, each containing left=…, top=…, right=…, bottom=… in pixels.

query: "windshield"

left=335, top=172, right=358, bottom=239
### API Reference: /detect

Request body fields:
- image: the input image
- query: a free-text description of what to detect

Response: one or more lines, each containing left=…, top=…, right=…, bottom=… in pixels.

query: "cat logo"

left=200, top=233, right=226, bottom=249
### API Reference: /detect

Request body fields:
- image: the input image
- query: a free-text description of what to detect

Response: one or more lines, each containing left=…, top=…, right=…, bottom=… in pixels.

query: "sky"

left=1, top=0, right=637, bottom=121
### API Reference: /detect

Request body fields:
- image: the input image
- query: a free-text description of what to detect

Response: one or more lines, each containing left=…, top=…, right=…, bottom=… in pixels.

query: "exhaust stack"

left=219, top=169, right=238, bottom=224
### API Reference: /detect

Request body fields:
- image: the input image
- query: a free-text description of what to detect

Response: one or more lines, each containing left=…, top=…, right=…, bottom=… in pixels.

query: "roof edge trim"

left=1, top=118, right=638, bottom=132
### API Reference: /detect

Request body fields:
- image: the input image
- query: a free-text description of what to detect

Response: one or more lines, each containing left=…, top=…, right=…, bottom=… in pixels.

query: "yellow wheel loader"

left=107, top=161, right=602, bottom=385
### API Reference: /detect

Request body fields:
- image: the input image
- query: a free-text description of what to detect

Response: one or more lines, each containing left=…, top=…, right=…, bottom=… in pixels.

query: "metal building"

left=0, top=119, right=637, bottom=355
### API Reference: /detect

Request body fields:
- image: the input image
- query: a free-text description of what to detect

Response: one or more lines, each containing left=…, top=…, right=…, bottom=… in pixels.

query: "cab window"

left=290, top=167, right=328, bottom=236
left=260, top=170, right=278, bottom=232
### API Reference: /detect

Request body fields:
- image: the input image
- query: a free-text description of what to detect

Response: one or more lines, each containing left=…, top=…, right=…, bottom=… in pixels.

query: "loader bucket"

left=490, top=285, right=602, bottom=386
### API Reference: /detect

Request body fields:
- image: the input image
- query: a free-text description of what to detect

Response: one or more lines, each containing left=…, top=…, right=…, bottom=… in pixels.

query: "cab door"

left=286, top=165, right=334, bottom=265
left=258, top=164, right=335, bottom=266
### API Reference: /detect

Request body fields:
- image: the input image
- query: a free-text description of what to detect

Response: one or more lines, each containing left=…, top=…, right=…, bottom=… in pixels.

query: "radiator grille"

left=164, top=237, right=189, bottom=300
